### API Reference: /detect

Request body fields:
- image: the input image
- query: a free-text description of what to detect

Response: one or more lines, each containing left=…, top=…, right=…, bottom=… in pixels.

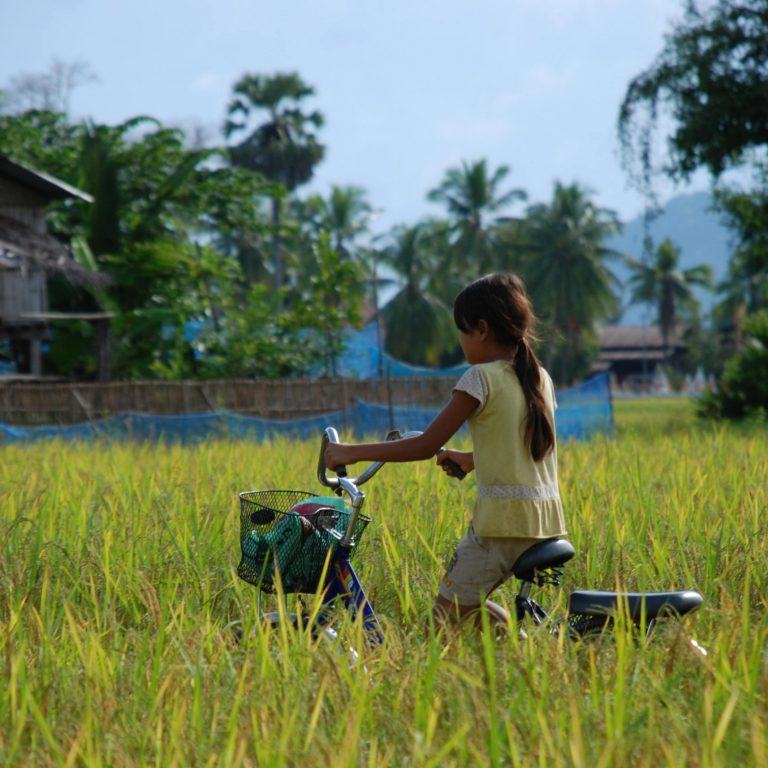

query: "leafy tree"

left=714, top=183, right=768, bottom=320
left=679, top=313, right=722, bottom=377
left=380, top=225, right=455, bottom=366
left=0, top=109, right=82, bottom=180
left=428, top=159, right=527, bottom=280
left=181, top=165, right=277, bottom=285
left=194, top=234, right=361, bottom=379
left=68, top=122, right=258, bottom=376
left=626, top=238, right=713, bottom=351
left=619, top=0, right=768, bottom=183
left=289, top=185, right=374, bottom=307
left=407, top=218, right=458, bottom=312
left=618, top=0, right=768, bottom=408
left=0, top=107, right=277, bottom=378
left=300, top=185, right=373, bottom=258
left=299, top=232, right=363, bottom=376
left=521, top=182, right=621, bottom=384
left=224, top=72, right=325, bottom=294
left=699, top=310, right=768, bottom=419
left=354, top=244, right=399, bottom=375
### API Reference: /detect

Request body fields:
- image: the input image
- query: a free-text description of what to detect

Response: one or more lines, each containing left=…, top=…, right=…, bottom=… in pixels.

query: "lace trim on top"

left=478, top=483, right=560, bottom=501
left=453, top=366, right=488, bottom=412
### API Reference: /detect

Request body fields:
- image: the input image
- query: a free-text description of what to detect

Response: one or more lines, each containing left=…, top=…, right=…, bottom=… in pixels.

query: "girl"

left=324, top=272, right=567, bottom=628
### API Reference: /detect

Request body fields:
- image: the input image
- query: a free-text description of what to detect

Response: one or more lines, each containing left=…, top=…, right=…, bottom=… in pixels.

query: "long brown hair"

left=453, top=272, right=555, bottom=461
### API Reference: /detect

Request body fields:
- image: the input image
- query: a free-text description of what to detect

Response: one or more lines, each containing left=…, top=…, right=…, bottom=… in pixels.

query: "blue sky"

left=1, top=0, right=712, bottom=232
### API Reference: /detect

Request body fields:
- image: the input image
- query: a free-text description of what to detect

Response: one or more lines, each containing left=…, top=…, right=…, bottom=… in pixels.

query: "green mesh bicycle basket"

left=237, top=489, right=371, bottom=594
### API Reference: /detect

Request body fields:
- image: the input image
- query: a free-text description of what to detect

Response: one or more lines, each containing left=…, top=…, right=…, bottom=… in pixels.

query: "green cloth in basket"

left=240, top=498, right=343, bottom=592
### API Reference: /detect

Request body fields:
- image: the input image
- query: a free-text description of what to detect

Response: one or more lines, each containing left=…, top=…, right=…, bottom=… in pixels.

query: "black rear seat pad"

left=568, top=590, right=703, bottom=620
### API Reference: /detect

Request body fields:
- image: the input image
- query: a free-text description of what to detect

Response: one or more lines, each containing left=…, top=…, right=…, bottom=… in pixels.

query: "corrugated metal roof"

left=0, top=156, right=93, bottom=203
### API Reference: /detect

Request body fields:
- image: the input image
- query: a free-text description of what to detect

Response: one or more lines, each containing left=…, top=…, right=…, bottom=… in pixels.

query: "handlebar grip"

left=320, top=427, right=347, bottom=483
left=443, top=458, right=467, bottom=480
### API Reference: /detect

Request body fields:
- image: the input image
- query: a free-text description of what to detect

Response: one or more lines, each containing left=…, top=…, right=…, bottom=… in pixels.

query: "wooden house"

left=0, top=156, right=111, bottom=379
left=595, top=325, right=686, bottom=391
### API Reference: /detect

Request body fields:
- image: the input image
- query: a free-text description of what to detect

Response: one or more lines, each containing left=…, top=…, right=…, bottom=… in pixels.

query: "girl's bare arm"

left=324, top=391, right=478, bottom=468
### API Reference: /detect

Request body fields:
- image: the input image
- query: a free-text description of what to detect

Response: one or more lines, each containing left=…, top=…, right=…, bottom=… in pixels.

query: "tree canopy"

left=626, top=238, right=713, bottom=349
left=0, top=62, right=689, bottom=385
left=0, top=74, right=358, bottom=380
left=521, top=183, right=621, bottom=383
left=619, top=0, right=767, bottom=414
left=619, top=0, right=768, bottom=184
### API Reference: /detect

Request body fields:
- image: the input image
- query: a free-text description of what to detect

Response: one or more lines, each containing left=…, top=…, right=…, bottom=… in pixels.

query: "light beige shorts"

left=439, top=526, right=540, bottom=606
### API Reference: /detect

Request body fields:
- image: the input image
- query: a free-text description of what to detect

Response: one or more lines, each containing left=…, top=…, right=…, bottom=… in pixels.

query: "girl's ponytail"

left=513, top=337, right=555, bottom=462
left=454, top=272, right=556, bottom=462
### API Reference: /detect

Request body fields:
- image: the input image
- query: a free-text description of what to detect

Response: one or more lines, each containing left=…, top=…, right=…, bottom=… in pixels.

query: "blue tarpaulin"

left=326, top=322, right=470, bottom=379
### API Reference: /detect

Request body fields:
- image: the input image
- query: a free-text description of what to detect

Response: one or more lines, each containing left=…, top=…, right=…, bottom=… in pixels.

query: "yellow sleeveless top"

left=454, top=360, right=567, bottom=538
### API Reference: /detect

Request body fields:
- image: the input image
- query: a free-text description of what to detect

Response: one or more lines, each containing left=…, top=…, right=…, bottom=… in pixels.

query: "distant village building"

left=0, top=156, right=111, bottom=379
left=595, top=325, right=686, bottom=392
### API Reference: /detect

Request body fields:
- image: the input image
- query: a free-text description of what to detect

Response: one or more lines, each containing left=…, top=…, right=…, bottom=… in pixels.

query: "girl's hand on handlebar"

left=436, top=449, right=474, bottom=479
left=325, top=442, right=356, bottom=472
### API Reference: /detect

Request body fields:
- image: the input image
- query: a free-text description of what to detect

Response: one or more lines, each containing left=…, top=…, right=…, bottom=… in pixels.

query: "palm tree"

left=300, top=185, right=373, bottom=258
left=380, top=225, right=455, bottom=366
left=224, top=72, right=325, bottom=296
left=522, top=182, right=621, bottom=384
left=356, top=245, right=398, bottom=376
left=78, top=118, right=217, bottom=256
left=427, top=159, right=527, bottom=280
left=320, top=185, right=372, bottom=257
left=626, top=238, right=713, bottom=350
left=77, top=116, right=158, bottom=255
left=714, top=252, right=766, bottom=352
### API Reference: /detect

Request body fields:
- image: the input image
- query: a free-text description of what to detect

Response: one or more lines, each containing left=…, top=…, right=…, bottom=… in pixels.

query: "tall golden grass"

left=1, top=399, right=766, bottom=766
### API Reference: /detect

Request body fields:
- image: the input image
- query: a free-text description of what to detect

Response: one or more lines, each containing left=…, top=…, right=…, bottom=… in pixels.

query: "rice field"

left=1, top=400, right=766, bottom=767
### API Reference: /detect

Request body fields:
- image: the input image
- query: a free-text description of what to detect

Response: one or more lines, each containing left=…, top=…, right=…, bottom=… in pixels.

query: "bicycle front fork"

left=319, top=553, right=383, bottom=646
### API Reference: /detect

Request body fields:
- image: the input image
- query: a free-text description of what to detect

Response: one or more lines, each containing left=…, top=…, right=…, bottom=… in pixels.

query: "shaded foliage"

left=619, top=1, right=768, bottom=409
left=714, top=181, right=768, bottom=317
left=191, top=234, right=361, bottom=379
left=428, top=159, right=527, bottom=290
left=0, top=90, right=360, bottom=379
left=619, top=0, right=768, bottom=183
left=626, top=238, right=713, bottom=350
left=4, top=63, right=724, bottom=383
left=699, top=310, right=768, bottom=419
left=224, top=72, right=325, bottom=295
left=380, top=225, right=455, bottom=366
left=520, top=182, right=622, bottom=384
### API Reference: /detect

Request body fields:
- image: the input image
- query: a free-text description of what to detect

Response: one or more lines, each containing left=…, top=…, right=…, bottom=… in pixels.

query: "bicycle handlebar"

left=317, top=426, right=463, bottom=545
left=317, top=426, right=424, bottom=494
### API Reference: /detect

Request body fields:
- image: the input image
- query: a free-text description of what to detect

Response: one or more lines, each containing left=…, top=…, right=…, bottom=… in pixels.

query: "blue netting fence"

left=0, top=373, right=612, bottom=444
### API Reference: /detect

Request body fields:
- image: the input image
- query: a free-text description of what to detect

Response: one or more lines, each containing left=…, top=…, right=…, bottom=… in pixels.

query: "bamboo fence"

left=0, top=377, right=457, bottom=425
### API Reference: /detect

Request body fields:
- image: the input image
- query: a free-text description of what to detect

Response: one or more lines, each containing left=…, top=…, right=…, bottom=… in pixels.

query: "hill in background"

left=607, top=191, right=735, bottom=324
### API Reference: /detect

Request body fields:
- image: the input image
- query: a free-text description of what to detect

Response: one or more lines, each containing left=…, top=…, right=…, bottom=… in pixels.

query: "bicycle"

left=236, top=427, right=704, bottom=649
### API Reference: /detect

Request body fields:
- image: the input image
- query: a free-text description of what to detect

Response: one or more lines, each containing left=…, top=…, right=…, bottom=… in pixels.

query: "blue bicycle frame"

left=317, top=546, right=383, bottom=646
left=304, top=426, right=422, bottom=648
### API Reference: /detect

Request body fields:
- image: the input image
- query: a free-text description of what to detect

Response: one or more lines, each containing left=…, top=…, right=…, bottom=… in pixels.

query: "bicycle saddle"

left=512, top=538, right=575, bottom=581
left=568, top=590, right=703, bottom=620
